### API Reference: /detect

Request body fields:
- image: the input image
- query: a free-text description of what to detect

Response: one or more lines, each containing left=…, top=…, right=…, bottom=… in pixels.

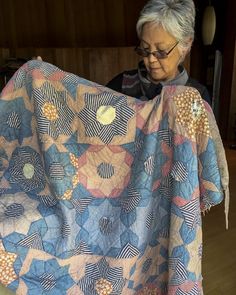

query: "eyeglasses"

left=134, top=42, right=179, bottom=59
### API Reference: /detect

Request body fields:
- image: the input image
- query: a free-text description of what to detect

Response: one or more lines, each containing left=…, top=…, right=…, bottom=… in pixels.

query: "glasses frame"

left=134, top=41, right=179, bottom=59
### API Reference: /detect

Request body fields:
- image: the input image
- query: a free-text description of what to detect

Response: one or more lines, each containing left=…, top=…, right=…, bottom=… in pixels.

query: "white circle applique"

left=96, top=105, right=116, bottom=125
left=23, top=163, right=35, bottom=179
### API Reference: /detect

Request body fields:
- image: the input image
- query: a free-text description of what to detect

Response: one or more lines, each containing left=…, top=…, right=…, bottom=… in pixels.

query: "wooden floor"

left=202, top=146, right=236, bottom=294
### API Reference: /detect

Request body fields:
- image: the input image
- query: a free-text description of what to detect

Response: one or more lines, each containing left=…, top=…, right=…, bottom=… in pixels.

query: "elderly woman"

left=107, top=0, right=211, bottom=104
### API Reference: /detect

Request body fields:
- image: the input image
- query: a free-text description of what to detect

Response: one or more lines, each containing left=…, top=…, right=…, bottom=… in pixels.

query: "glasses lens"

left=135, top=47, right=149, bottom=57
left=153, top=51, right=168, bottom=59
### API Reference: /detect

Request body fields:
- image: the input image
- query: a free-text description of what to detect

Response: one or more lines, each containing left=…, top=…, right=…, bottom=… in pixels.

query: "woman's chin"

left=149, top=72, right=165, bottom=83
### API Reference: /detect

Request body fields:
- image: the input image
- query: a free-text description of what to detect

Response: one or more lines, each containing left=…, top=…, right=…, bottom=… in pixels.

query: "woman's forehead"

left=141, top=22, right=176, bottom=45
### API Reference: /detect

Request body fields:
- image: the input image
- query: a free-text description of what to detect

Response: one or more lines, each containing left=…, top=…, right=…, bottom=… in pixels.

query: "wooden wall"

left=0, top=0, right=146, bottom=49
left=0, top=46, right=190, bottom=87
left=0, top=47, right=141, bottom=86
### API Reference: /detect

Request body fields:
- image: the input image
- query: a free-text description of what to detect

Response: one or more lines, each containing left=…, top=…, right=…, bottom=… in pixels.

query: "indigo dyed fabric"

left=0, top=61, right=228, bottom=295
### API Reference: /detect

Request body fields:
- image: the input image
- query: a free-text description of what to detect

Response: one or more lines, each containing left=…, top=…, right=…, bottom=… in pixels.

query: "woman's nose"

left=147, top=53, right=159, bottom=63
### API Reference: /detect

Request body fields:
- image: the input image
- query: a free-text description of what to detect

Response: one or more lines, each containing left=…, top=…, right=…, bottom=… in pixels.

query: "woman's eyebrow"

left=140, top=39, right=150, bottom=46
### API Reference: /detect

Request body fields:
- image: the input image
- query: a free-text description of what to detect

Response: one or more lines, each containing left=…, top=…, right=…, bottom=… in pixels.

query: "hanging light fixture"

left=201, top=1, right=216, bottom=45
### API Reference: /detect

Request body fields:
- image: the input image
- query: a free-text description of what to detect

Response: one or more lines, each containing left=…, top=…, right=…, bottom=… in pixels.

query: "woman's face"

left=140, top=22, right=182, bottom=83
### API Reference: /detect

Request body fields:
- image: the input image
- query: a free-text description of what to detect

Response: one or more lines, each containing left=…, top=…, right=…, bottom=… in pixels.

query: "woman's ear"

left=183, top=38, right=194, bottom=56
left=187, top=37, right=194, bottom=50
left=178, top=39, right=193, bottom=64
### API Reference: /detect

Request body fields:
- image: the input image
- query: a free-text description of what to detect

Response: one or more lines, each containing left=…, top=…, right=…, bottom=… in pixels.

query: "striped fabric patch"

left=106, top=267, right=124, bottom=282
left=18, top=232, right=43, bottom=250
left=13, top=68, right=26, bottom=90
left=134, top=138, right=143, bottom=154
left=180, top=198, right=200, bottom=229
left=176, top=285, right=200, bottom=295
left=4, top=203, right=24, bottom=218
left=158, top=129, right=173, bottom=147
left=7, top=112, right=21, bottom=128
left=117, top=243, right=139, bottom=258
left=39, top=273, right=56, bottom=291
left=121, top=187, right=141, bottom=213
left=171, top=161, right=188, bottom=182
left=62, top=74, right=81, bottom=85
left=39, top=195, right=58, bottom=207
left=97, top=163, right=115, bottom=179
left=85, top=258, right=119, bottom=279
left=159, top=175, right=174, bottom=199
left=146, top=211, right=154, bottom=229
left=71, top=198, right=92, bottom=214
left=78, top=108, right=97, bottom=126
left=169, top=259, right=188, bottom=285
left=99, top=217, right=113, bottom=235
left=38, top=63, right=60, bottom=78
left=144, top=155, right=155, bottom=175
left=61, top=222, right=71, bottom=238
left=83, top=263, right=100, bottom=280
left=99, top=124, right=121, bottom=144
left=85, top=92, right=113, bottom=109
left=73, top=241, right=92, bottom=255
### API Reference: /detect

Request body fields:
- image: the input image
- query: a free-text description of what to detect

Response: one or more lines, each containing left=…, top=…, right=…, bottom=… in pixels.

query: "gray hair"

left=136, top=0, right=195, bottom=56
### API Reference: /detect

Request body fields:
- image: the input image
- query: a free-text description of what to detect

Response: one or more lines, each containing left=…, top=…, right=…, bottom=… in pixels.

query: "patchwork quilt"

left=0, top=60, right=229, bottom=294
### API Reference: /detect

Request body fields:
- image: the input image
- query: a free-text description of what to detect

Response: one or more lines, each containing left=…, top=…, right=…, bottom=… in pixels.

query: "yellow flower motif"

left=42, top=102, right=59, bottom=121
left=0, top=247, right=17, bottom=286
left=95, top=278, right=113, bottom=295
left=96, top=105, right=116, bottom=125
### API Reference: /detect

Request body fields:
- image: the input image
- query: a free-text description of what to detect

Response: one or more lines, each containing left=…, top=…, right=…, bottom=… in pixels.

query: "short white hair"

left=136, top=0, right=195, bottom=56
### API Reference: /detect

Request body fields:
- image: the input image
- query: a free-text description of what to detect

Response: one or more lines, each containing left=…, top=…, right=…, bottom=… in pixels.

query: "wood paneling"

left=0, top=48, right=9, bottom=65
left=0, top=47, right=141, bottom=86
left=0, top=0, right=145, bottom=48
left=0, top=47, right=190, bottom=87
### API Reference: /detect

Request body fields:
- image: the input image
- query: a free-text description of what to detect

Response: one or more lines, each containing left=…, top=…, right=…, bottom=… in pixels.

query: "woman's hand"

left=32, top=56, right=42, bottom=61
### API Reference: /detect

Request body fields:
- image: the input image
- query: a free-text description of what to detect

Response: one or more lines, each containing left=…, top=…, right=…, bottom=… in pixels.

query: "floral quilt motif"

left=78, top=258, right=126, bottom=295
left=21, top=258, right=74, bottom=294
left=78, top=91, right=135, bottom=144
